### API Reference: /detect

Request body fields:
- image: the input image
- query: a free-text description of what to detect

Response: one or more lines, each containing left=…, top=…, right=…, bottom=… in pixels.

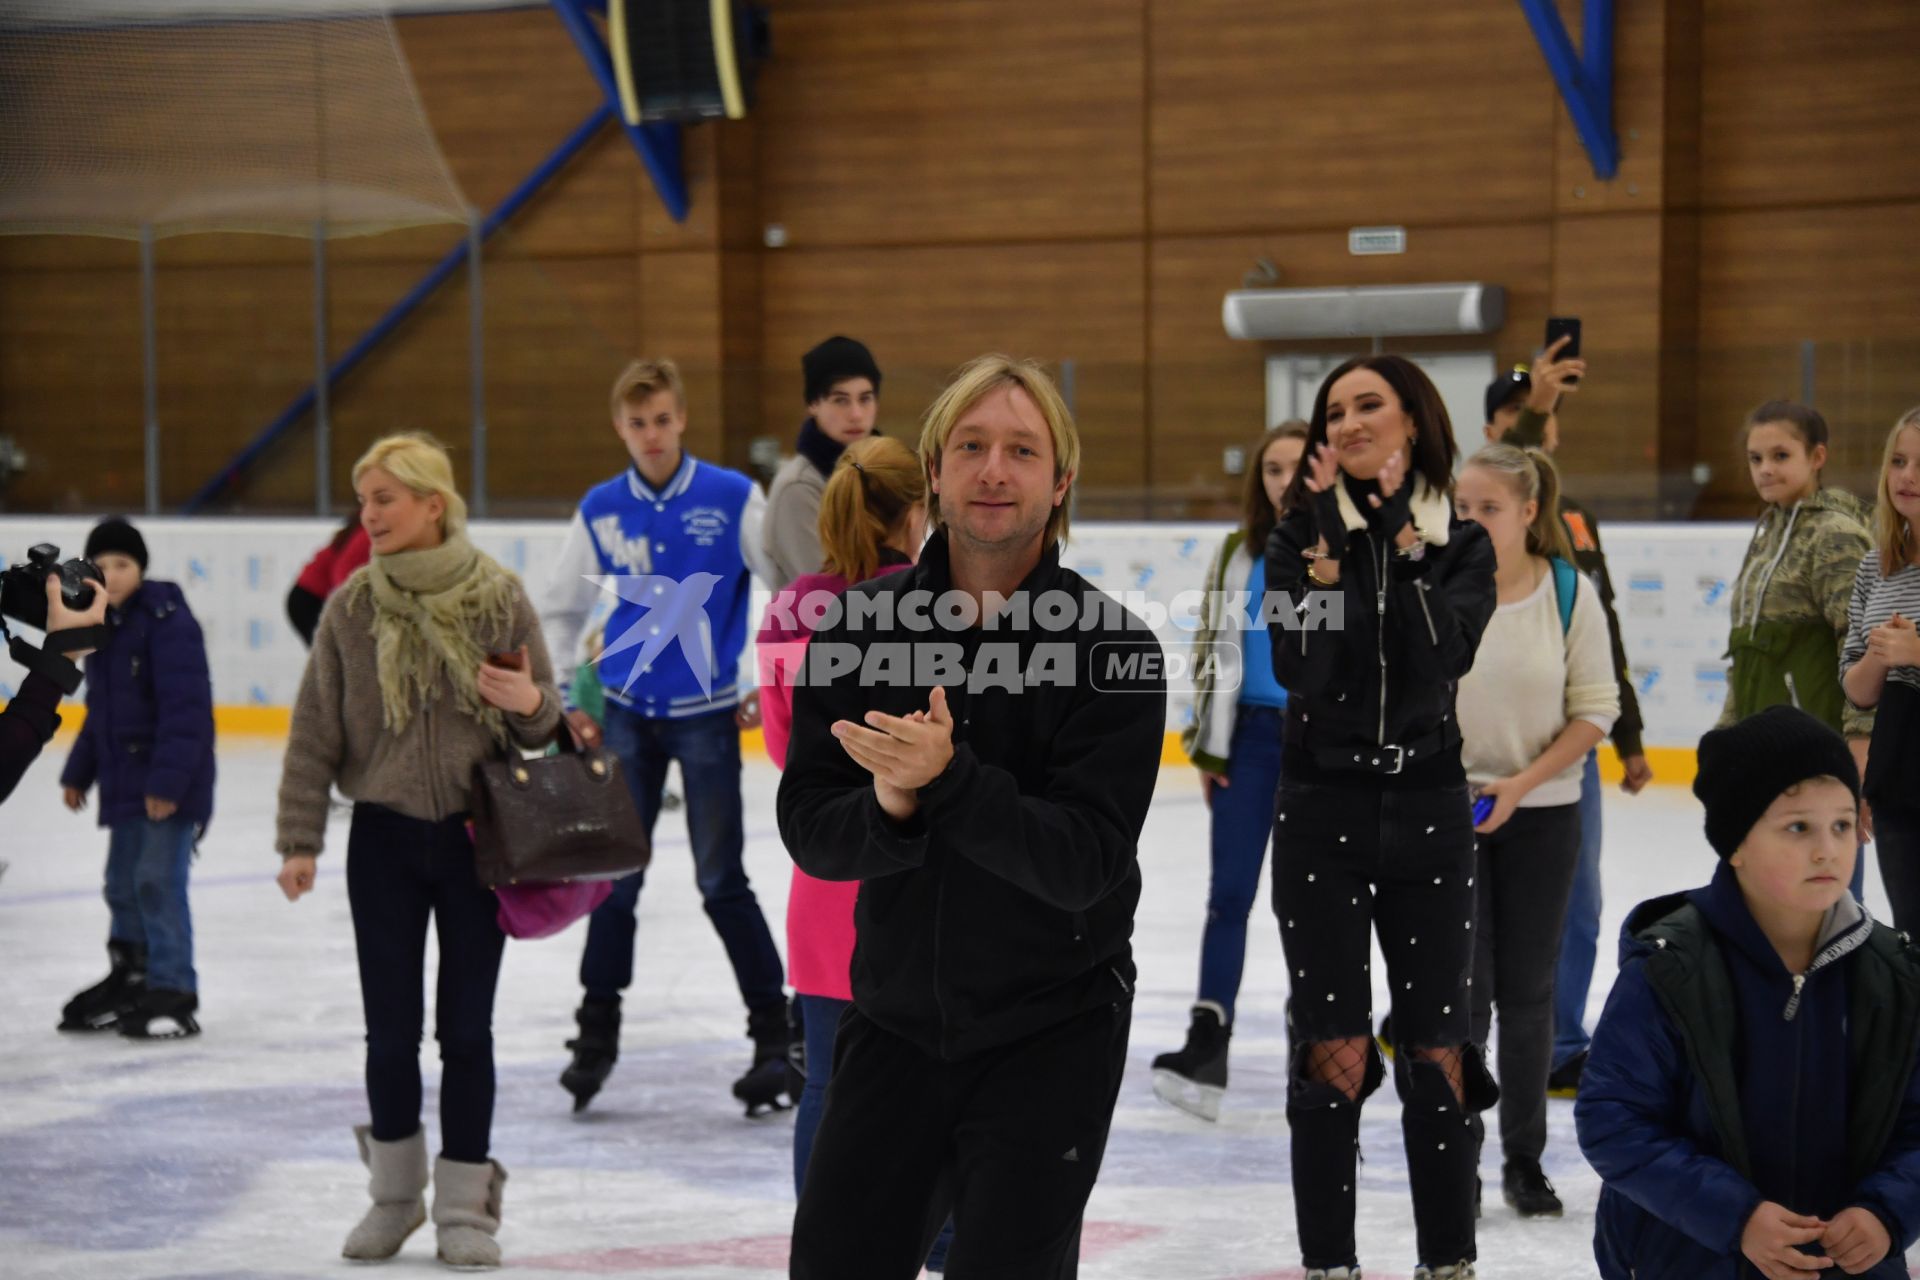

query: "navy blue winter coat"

left=1576, top=862, right=1920, bottom=1279
left=59, top=580, right=216, bottom=829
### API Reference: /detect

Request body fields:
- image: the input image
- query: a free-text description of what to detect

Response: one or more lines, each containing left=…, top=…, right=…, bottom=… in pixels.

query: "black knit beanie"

left=1692, top=705, right=1860, bottom=858
left=802, top=336, right=881, bottom=404
left=85, top=516, right=149, bottom=573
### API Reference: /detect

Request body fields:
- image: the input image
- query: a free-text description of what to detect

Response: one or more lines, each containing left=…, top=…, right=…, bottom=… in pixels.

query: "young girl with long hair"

left=1452, top=444, right=1619, bottom=1219
left=1152, top=420, right=1307, bottom=1120
left=274, top=434, right=561, bottom=1270
left=758, top=433, right=927, bottom=1192
left=1842, top=406, right=1920, bottom=930
left=1267, top=355, right=1498, bottom=1280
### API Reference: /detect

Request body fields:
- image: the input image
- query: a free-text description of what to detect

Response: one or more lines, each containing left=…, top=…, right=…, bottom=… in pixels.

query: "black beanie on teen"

left=84, top=516, right=149, bottom=573
left=1692, top=705, right=1861, bottom=858
left=802, top=336, right=881, bottom=405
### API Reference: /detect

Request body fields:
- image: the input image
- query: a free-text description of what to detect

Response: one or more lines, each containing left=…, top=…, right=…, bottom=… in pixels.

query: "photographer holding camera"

left=1, top=555, right=109, bottom=806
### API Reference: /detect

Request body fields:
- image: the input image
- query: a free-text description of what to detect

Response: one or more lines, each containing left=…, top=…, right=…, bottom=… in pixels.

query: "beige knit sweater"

left=275, top=568, right=563, bottom=856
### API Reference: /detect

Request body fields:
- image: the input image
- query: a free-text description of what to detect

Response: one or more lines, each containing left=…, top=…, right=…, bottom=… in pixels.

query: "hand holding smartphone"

left=1544, top=316, right=1582, bottom=386
left=486, top=650, right=526, bottom=672
left=1472, top=793, right=1496, bottom=826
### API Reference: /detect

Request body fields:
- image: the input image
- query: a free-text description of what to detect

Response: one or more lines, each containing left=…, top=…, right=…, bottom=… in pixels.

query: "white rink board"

left=0, top=516, right=1756, bottom=749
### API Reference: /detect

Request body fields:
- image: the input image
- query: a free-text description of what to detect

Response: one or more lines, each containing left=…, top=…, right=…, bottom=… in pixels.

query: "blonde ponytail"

left=818, top=436, right=926, bottom=583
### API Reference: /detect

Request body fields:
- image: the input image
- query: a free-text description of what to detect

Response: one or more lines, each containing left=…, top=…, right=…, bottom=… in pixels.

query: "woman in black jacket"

left=1265, top=355, right=1498, bottom=1280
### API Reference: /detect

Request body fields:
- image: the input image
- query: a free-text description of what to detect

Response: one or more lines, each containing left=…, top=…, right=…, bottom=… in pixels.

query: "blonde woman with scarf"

left=274, top=433, right=561, bottom=1271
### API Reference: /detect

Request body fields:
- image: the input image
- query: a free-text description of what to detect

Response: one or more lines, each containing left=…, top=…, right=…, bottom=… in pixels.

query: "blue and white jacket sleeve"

left=739, top=484, right=778, bottom=588
left=541, top=509, right=603, bottom=704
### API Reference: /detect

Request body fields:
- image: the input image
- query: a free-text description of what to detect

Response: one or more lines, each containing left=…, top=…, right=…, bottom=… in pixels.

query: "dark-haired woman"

left=1266, top=356, right=1497, bottom=1280
left=1152, top=420, right=1306, bottom=1121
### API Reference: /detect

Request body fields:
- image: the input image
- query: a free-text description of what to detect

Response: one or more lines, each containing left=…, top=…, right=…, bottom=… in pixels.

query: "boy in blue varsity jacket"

left=1575, top=706, right=1920, bottom=1280
left=541, top=357, right=789, bottom=1115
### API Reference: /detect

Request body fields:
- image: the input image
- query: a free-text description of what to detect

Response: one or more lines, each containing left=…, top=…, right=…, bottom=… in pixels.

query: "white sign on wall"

left=1, top=516, right=1757, bottom=748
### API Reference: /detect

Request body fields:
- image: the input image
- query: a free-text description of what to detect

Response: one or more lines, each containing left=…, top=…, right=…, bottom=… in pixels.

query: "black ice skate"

left=732, top=1002, right=793, bottom=1117
left=560, top=998, right=621, bottom=1113
left=59, top=940, right=147, bottom=1032
left=1150, top=1002, right=1231, bottom=1121
left=1502, top=1157, right=1563, bottom=1218
left=117, top=988, right=199, bottom=1040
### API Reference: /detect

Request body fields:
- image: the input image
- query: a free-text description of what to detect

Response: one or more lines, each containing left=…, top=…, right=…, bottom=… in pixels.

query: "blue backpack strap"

left=1551, top=556, right=1578, bottom=637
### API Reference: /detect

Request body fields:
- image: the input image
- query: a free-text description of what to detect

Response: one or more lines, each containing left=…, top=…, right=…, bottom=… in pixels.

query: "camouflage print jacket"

left=1718, top=486, right=1875, bottom=739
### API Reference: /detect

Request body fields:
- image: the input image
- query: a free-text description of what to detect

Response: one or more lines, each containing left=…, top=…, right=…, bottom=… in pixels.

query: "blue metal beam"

left=1517, top=0, right=1619, bottom=180
left=549, top=0, right=689, bottom=222
left=182, top=103, right=615, bottom=513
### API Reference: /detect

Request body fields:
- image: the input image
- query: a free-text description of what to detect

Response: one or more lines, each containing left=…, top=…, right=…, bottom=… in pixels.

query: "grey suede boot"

left=341, top=1125, right=428, bottom=1262
left=432, top=1156, right=506, bottom=1271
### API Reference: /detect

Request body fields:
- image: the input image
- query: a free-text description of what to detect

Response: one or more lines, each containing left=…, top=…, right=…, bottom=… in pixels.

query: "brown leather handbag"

left=469, top=733, right=650, bottom=889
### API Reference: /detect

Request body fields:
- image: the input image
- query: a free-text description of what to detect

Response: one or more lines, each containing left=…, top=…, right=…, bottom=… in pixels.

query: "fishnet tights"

left=1301, top=1036, right=1466, bottom=1105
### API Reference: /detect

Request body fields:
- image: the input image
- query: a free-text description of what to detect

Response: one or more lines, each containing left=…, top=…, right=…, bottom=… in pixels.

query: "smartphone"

left=485, top=650, right=525, bottom=672
left=1545, top=316, right=1583, bottom=385
left=1472, top=793, right=1496, bottom=825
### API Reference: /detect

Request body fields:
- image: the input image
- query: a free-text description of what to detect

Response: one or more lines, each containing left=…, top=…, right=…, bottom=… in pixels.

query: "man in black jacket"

left=777, top=356, right=1165, bottom=1279
left=2, top=570, right=109, bottom=805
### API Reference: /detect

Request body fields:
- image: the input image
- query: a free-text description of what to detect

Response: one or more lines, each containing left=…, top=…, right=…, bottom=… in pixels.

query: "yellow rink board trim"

left=13, top=703, right=1701, bottom=785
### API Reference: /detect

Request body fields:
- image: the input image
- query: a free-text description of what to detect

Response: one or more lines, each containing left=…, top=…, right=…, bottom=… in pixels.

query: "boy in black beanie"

left=1575, top=706, right=1920, bottom=1279
left=763, top=336, right=882, bottom=589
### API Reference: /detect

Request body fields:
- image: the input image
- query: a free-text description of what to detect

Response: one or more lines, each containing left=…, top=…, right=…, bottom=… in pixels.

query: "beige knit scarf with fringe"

left=347, top=532, right=518, bottom=746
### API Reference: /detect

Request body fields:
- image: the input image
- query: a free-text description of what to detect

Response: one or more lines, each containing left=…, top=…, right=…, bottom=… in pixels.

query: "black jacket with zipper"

left=1265, top=496, right=1497, bottom=788
left=776, top=530, right=1167, bottom=1061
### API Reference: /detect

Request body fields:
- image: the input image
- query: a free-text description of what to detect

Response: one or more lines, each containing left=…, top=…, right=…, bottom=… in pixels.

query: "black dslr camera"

left=1, top=544, right=101, bottom=634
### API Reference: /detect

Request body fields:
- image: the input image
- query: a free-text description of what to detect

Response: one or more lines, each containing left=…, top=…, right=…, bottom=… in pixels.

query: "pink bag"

left=493, top=880, right=614, bottom=941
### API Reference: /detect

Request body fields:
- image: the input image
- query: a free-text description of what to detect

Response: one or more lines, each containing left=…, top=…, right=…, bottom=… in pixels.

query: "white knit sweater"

left=1456, top=563, right=1621, bottom=807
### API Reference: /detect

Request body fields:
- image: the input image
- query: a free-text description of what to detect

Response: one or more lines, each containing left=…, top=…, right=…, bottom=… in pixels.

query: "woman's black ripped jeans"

left=1274, top=780, right=1496, bottom=1272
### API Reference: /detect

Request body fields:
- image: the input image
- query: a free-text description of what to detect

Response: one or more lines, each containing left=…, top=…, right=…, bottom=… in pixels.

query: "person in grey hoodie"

left=275, top=433, right=561, bottom=1272
left=762, top=335, right=881, bottom=589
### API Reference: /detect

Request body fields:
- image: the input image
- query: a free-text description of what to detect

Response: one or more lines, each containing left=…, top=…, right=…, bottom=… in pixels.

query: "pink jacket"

left=758, top=560, right=911, bottom=1000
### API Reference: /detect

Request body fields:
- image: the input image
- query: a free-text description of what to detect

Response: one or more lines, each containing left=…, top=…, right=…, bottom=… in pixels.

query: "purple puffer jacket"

left=60, top=579, right=216, bottom=830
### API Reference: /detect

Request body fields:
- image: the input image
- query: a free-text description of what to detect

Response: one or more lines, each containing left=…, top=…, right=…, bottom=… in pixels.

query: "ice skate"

left=59, top=940, right=146, bottom=1032
left=732, top=1001, right=792, bottom=1117
left=1412, top=1263, right=1474, bottom=1279
left=115, top=987, right=198, bottom=1040
left=1150, top=1003, right=1230, bottom=1121
left=1502, top=1157, right=1563, bottom=1218
left=559, top=998, right=620, bottom=1113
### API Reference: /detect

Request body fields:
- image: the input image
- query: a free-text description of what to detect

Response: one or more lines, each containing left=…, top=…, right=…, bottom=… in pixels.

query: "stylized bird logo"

left=589, top=573, right=724, bottom=698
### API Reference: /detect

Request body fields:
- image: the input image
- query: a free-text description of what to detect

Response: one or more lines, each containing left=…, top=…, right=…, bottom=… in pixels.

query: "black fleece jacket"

left=776, top=530, right=1166, bottom=1060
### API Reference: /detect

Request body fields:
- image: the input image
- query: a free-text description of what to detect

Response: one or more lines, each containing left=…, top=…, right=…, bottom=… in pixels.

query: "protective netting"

left=0, top=1, right=472, bottom=238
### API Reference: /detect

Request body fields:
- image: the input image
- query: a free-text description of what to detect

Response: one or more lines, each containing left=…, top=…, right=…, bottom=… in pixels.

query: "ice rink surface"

left=4, top=739, right=1917, bottom=1279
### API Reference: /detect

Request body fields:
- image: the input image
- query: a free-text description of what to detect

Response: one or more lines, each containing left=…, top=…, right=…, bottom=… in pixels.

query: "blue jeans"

left=795, top=994, right=956, bottom=1269
left=1551, top=752, right=1604, bottom=1067
left=579, top=704, right=784, bottom=1011
left=347, top=804, right=506, bottom=1163
left=103, top=816, right=196, bottom=993
left=1198, top=704, right=1285, bottom=1023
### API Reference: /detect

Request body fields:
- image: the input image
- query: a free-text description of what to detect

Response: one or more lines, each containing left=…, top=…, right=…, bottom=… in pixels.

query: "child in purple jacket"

left=58, top=518, right=215, bottom=1040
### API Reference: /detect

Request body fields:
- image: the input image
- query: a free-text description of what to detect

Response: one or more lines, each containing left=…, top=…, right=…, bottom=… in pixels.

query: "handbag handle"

left=501, top=721, right=613, bottom=791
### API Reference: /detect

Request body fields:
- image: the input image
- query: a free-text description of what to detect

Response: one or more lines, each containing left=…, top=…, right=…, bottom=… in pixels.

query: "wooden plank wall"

left=1, top=0, right=1915, bottom=519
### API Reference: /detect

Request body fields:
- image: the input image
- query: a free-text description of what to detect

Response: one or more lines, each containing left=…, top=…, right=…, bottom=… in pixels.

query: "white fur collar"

left=1333, top=475, right=1451, bottom=547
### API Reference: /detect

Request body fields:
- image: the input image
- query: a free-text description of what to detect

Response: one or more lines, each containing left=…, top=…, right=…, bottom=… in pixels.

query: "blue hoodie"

left=1576, top=860, right=1920, bottom=1279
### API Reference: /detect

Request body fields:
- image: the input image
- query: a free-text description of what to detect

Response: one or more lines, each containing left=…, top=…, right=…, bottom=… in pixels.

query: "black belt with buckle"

left=1293, top=721, right=1453, bottom=776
